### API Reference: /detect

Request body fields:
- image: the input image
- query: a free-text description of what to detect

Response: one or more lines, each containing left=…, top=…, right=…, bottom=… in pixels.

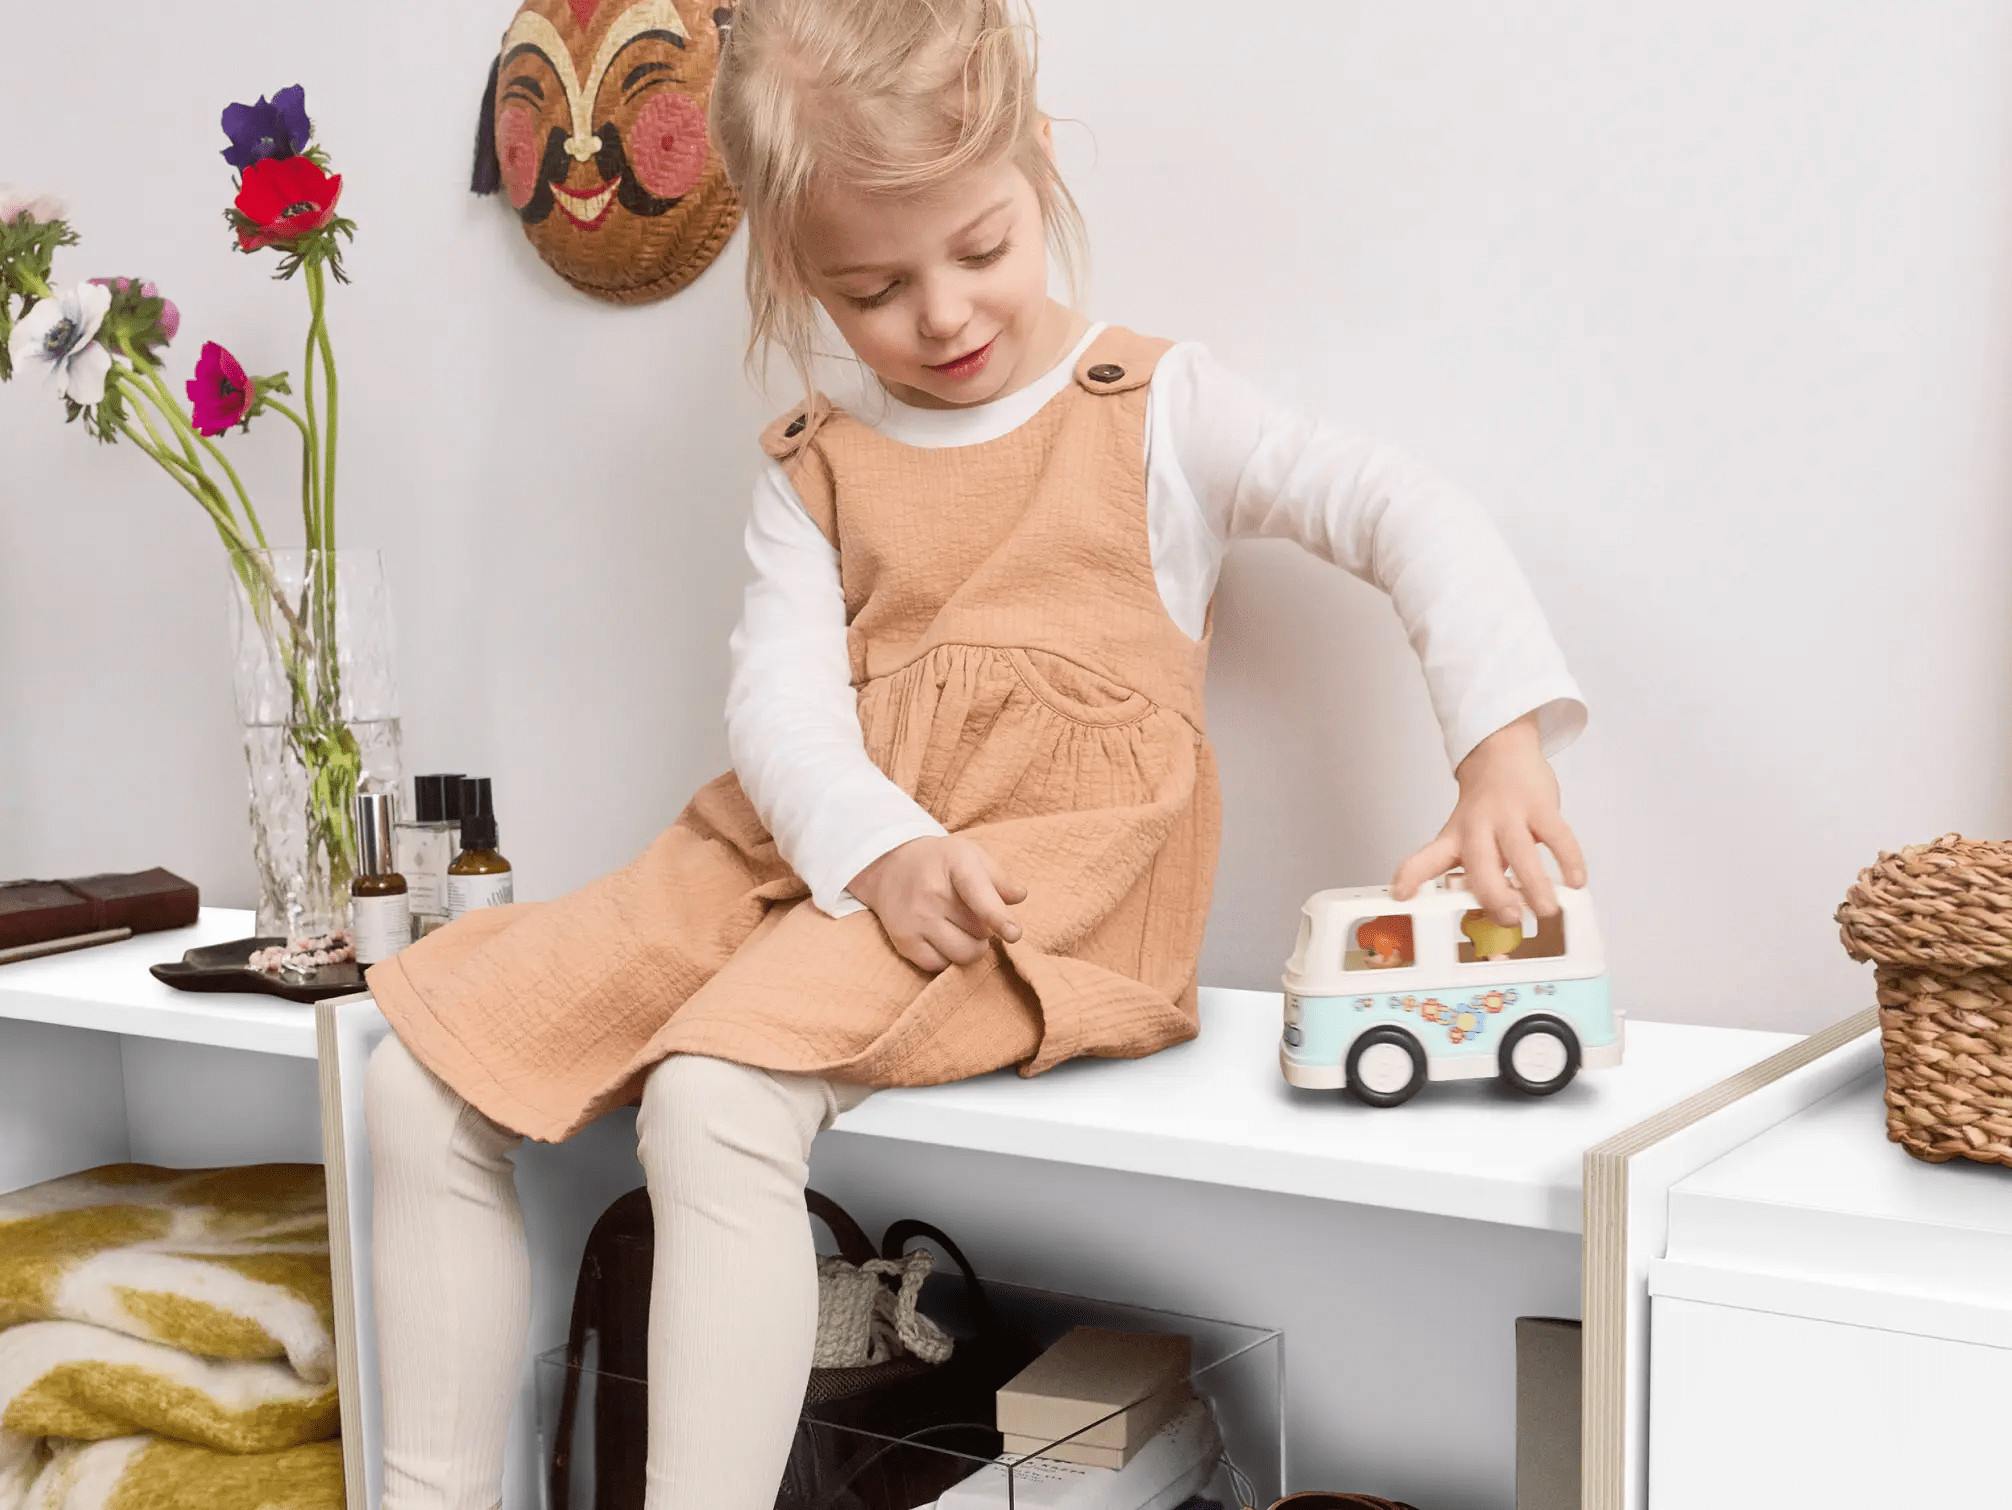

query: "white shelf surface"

left=1, top=912, right=1800, bottom=1230
left=0, top=907, right=316, bottom=1059
left=1655, top=1070, right=2012, bottom=1340
left=836, top=991, right=1797, bottom=1233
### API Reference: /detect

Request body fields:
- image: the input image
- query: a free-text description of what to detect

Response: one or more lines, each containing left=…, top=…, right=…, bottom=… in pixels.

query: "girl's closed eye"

left=845, top=240, right=1011, bottom=310
left=963, top=238, right=1012, bottom=267
left=848, top=281, right=901, bottom=311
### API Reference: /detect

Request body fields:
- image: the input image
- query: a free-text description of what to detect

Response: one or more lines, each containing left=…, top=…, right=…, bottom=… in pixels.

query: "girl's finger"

left=897, top=932, right=950, bottom=974
left=1500, top=827, right=1558, bottom=918
left=924, top=918, right=988, bottom=968
left=941, top=889, right=994, bottom=944
left=950, top=851, right=1022, bottom=942
left=1391, top=833, right=1462, bottom=900
left=979, top=846, right=1030, bottom=907
left=1462, top=826, right=1523, bottom=927
left=1533, top=809, right=1588, bottom=889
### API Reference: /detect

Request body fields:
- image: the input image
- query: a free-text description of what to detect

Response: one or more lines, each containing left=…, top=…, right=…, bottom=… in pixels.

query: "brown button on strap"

left=1086, top=363, right=1125, bottom=383
left=784, top=415, right=806, bottom=437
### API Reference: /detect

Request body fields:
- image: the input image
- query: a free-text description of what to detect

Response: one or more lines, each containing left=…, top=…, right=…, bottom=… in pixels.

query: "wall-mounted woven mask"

left=472, top=0, right=740, bottom=304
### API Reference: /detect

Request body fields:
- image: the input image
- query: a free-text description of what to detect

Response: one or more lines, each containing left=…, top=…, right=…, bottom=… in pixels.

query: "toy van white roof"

left=1283, top=874, right=1605, bottom=998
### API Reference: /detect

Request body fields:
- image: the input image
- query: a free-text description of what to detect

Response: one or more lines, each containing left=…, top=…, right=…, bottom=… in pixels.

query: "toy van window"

left=1344, top=915, right=1415, bottom=971
left=1457, top=909, right=1565, bottom=964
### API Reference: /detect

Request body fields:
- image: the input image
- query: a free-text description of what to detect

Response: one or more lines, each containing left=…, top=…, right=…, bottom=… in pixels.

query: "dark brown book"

left=0, top=869, right=200, bottom=951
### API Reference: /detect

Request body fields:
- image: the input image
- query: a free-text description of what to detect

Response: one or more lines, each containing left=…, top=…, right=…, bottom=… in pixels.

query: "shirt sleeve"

left=725, top=459, right=948, bottom=917
left=1151, top=343, right=1587, bottom=768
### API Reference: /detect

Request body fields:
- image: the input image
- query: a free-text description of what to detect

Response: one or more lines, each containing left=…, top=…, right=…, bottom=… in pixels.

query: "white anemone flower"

left=0, top=184, right=67, bottom=224
left=9, top=282, right=114, bottom=405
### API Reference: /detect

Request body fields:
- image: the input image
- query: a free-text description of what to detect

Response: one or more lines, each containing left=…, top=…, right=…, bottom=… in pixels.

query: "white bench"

left=5, top=907, right=1871, bottom=1509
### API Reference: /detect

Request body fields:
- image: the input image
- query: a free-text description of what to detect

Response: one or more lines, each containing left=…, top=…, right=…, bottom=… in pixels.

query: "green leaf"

left=64, top=381, right=129, bottom=444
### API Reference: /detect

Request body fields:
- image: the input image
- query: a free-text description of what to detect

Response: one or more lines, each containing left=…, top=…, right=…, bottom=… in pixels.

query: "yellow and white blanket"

left=0, top=1165, right=341, bottom=1510
left=0, top=1320, right=339, bottom=1457
left=0, top=1165, right=333, bottom=1386
left=3, top=1436, right=342, bottom=1510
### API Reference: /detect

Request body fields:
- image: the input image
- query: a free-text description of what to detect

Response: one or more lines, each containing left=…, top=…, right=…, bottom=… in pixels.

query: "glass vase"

left=226, top=549, right=403, bottom=940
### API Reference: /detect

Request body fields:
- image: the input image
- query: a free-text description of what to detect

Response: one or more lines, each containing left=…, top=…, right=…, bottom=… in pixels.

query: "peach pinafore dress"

left=367, top=328, right=1221, bottom=1142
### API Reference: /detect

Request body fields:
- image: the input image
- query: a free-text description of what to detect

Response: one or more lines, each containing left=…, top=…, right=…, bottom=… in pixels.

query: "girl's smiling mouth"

left=927, top=337, right=995, bottom=379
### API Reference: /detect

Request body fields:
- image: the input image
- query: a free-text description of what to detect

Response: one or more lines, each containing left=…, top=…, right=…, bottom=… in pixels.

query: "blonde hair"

left=709, top=0, right=1089, bottom=401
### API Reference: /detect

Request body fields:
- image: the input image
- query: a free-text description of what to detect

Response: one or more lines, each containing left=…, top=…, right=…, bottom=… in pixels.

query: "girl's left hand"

left=1390, top=711, right=1586, bottom=926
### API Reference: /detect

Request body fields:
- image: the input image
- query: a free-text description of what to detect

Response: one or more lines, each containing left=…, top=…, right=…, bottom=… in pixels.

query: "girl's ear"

left=1037, top=113, right=1055, bottom=160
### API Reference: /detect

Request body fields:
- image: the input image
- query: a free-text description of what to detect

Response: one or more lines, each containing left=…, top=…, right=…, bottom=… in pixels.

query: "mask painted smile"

left=553, top=177, right=620, bottom=228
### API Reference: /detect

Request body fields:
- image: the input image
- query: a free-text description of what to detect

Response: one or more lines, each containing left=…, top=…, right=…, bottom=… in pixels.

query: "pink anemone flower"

left=187, top=342, right=251, bottom=435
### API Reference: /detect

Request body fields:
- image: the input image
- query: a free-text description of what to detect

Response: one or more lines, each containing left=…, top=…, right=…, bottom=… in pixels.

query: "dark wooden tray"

left=151, top=936, right=365, bottom=1004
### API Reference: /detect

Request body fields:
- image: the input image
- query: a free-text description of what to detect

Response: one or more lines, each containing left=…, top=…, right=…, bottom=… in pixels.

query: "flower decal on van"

left=1434, top=990, right=1519, bottom=1045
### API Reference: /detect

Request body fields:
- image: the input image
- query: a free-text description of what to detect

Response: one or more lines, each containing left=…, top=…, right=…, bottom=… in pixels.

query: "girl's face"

left=800, top=139, right=1073, bottom=410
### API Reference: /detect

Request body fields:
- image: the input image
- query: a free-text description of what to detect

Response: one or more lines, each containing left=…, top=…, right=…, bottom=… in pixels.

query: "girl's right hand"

left=848, top=836, right=1027, bottom=973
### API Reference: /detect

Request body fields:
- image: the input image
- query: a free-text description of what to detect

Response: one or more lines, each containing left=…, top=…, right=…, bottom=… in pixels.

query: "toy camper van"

left=1280, top=875, right=1622, bottom=1106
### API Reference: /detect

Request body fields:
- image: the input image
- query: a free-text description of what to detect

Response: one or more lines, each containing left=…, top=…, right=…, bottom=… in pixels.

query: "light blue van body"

left=1283, top=974, right=1619, bottom=1079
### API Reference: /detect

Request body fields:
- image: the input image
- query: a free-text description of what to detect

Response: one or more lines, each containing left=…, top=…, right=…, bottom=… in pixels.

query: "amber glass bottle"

left=350, top=791, right=411, bottom=965
left=446, top=776, right=514, bottom=919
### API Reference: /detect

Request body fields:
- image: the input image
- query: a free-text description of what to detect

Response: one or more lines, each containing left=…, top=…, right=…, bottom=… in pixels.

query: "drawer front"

left=1648, top=1296, right=2012, bottom=1508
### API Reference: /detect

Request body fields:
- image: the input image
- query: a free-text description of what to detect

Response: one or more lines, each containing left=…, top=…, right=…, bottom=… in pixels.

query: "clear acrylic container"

left=536, top=1279, right=1283, bottom=1510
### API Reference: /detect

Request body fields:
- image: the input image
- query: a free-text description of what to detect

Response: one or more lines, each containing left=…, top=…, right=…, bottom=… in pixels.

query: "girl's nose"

left=915, top=276, right=970, bottom=343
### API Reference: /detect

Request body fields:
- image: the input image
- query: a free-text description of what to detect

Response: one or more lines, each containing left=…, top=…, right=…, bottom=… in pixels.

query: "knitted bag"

left=783, top=1199, right=1038, bottom=1510
left=549, top=1187, right=1033, bottom=1510
left=1837, top=834, right=2012, bottom=1166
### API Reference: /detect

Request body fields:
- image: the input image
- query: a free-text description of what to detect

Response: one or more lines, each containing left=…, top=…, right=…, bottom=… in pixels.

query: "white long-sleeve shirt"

left=727, top=322, right=1586, bottom=918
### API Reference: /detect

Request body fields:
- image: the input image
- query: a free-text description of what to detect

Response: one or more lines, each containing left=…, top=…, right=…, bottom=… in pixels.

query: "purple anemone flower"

left=220, top=85, right=311, bottom=169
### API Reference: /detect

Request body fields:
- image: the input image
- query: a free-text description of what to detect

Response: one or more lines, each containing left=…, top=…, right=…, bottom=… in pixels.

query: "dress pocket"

left=1007, top=648, right=1153, bottom=728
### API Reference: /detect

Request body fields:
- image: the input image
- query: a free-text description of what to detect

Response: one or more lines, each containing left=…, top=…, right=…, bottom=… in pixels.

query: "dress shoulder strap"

left=758, top=394, right=839, bottom=461
left=757, top=395, right=842, bottom=547
left=1071, top=326, right=1175, bottom=396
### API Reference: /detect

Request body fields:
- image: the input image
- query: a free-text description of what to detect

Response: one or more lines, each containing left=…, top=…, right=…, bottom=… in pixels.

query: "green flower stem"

left=122, top=344, right=270, bottom=551
left=121, top=381, right=218, bottom=505
left=300, top=259, right=341, bottom=727
left=263, top=398, right=318, bottom=543
left=298, top=291, right=325, bottom=555
left=117, top=352, right=236, bottom=531
left=307, top=261, right=338, bottom=557
left=116, top=415, right=250, bottom=558
left=112, top=407, right=315, bottom=667
left=265, top=397, right=313, bottom=444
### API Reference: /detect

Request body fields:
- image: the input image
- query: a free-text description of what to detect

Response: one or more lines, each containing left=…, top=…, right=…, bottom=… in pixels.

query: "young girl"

left=364, top=1, right=1588, bottom=1505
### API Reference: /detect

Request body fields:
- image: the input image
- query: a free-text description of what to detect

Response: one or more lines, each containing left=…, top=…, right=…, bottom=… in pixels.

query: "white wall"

left=7, top=1, right=2011, bottom=1036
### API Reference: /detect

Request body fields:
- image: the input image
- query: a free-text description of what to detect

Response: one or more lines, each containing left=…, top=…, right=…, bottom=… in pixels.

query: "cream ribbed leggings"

left=365, top=1035, right=871, bottom=1510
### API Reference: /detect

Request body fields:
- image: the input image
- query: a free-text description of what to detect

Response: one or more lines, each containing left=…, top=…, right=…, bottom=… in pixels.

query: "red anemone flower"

left=234, top=156, right=343, bottom=251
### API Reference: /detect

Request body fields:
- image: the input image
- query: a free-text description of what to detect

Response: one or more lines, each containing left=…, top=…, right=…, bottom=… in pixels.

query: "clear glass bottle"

left=350, top=791, right=411, bottom=966
left=394, top=772, right=463, bottom=939
left=446, top=776, right=514, bottom=918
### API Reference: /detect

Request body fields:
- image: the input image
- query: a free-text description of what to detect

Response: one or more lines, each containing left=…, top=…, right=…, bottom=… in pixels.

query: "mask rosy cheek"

left=629, top=91, right=708, bottom=201
left=498, top=101, right=542, bottom=210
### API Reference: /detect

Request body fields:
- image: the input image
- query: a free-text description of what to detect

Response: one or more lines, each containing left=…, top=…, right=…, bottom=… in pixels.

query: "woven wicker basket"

left=1836, top=835, right=2012, bottom=1166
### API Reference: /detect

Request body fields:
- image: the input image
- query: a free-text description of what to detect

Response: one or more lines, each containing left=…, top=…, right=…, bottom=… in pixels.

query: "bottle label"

left=447, top=870, right=515, bottom=919
left=353, top=892, right=413, bottom=966
left=393, top=825, right=452, bottom=916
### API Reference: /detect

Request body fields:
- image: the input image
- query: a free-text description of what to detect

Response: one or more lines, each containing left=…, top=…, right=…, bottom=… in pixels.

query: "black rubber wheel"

left=1345, top=1026, right=1428, bottom=1107
left=1498, top=1016, right=1581, bottom=1096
